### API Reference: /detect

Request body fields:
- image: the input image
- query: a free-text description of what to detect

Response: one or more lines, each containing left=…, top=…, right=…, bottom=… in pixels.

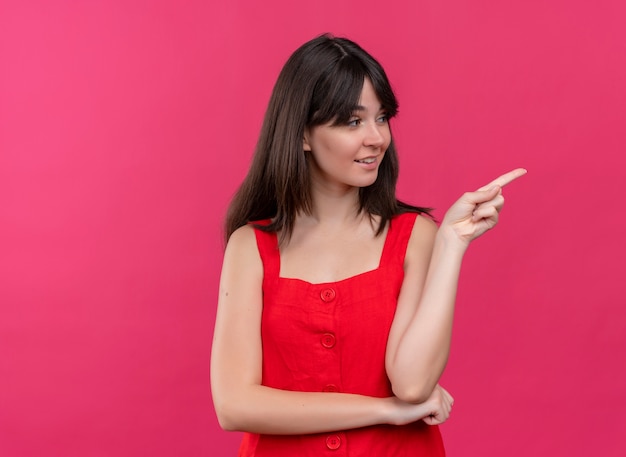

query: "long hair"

left=225, top=34, right=430, bottom=243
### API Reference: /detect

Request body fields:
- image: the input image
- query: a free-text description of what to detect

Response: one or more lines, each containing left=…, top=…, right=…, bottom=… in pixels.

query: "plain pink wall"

left=1, top=1, right=624, bottom=456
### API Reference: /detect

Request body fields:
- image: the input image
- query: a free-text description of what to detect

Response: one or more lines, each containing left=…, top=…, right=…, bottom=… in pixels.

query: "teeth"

left=356, top=158, right=375, bottom=164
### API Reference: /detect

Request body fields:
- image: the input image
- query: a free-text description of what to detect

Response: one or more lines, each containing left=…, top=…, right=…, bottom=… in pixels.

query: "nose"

left=363, top=122, right=388, bottom=148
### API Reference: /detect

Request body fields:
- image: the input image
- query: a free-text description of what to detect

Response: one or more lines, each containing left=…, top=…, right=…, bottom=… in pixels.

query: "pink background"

left=1, top=1, right=624, bottom=456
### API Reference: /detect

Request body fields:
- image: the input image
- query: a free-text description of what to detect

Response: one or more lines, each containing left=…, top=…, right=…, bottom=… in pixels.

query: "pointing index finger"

left=477, top=168, right=527, bottom=191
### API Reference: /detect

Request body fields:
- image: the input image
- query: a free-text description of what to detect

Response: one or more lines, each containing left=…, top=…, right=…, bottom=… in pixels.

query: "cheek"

left=320, top=137, right=358, bottom=158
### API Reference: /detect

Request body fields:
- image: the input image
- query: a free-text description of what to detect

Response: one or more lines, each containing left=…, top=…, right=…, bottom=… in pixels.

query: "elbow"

left=386, top=357, right=447, bottom=404
left=215, top=412, right=237, bottom=432
left=213, top=398, right=244, bottom=432
left=211, top=378, right=259, bottom=432
left=393, top=388, right=431, bottom=405
left=391, top=382, right=434, bottom=405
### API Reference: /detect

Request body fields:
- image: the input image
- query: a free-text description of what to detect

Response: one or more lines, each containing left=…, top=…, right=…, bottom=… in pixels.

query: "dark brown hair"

left=225, top=34, right=430, bottom=243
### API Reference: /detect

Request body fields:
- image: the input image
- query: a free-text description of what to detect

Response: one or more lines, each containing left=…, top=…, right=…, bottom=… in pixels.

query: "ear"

left=303, top=129, right=312, bottom=152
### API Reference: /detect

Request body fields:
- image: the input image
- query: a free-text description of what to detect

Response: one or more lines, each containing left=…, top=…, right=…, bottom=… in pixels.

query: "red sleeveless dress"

left=238, top=212, right=445, bottom=456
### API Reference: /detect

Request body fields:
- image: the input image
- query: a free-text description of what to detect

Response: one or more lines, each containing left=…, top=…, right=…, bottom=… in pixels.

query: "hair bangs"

left=225, top=34, right=430, bottom=244
left=308, top=56, right=365, bottom=126
left=307, top=55, right=398, bottom=127
left=368, top=67, right=399, bottom=119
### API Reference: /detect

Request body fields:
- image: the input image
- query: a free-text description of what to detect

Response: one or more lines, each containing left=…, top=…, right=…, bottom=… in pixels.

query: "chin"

left=354, top=174, right=379, bottom=188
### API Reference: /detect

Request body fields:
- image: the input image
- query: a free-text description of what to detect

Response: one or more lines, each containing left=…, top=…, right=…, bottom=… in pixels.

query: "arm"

left=210, top=225, right=447, bottom=434
left=386, top=169, right=527, bottom=403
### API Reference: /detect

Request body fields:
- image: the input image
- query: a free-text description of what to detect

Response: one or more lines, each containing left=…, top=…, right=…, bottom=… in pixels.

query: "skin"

left=303, top=78, right=390, bottom=195
left=210, top=78, right=527, bottom=434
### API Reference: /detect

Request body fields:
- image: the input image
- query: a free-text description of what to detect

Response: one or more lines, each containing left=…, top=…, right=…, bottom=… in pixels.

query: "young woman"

left=211, top=34, right=525, bottom=456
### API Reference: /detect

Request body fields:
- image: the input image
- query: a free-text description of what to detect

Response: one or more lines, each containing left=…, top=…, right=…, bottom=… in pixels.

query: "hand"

left=440, top=168, right=527, bottom=247
left=386, top=384, right=454, bottom=426
left=421, top=384, right=454, bottom=426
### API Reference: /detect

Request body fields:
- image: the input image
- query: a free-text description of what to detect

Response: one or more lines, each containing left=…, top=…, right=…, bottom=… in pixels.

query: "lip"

left=354, top=156, right=379, bottom=170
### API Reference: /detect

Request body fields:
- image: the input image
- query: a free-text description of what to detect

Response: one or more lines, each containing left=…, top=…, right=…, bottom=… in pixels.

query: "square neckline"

left=276, top=220, right=394, bottom=286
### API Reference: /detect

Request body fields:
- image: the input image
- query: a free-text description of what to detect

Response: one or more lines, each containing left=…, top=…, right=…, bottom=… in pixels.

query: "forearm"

left=388, top=170, right=525, bottom=402
left=388, top=229, right=467, bottom=402
left=215, top=385, right=402, bottom=434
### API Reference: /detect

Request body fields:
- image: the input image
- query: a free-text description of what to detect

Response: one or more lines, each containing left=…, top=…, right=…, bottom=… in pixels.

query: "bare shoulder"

left=222, top=224, right=263, bottom=285
left=405, top=214, right=438, bottom=265
left=227, top=224, right=257, bottom=250
left=413, top=213, right=438, bottom=234
left=410, top=214, right=438, bottom=244
left=225, top=225, right=261, bottom=261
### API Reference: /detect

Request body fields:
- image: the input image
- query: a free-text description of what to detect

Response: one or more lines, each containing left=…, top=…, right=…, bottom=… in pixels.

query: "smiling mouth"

left=355, top=157, right=376, bottom=164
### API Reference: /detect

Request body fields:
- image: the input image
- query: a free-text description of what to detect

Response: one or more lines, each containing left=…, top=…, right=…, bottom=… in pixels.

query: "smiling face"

left=303, top=78, right=391, bottom=192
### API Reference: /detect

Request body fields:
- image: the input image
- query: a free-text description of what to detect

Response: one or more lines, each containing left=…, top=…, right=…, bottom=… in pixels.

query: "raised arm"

left=385, top=168, right=527, bottom=403
left=210, top=226, right=451, bottom=434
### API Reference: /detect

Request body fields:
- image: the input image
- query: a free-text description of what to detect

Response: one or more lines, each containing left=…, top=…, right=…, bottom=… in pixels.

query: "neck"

left=300, top=181, right=363, bottom=227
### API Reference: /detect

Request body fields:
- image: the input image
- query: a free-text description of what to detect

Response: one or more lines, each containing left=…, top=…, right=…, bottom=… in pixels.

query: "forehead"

left=354, top=79, right=383, bottom=111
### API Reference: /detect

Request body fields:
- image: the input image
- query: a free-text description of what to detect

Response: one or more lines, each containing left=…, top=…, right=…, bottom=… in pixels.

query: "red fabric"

left=239, top=213, right=445, bottom=456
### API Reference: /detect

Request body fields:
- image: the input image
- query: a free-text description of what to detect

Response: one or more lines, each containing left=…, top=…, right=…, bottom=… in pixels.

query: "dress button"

left=322, top=384, right=339, bottom=392
left=321, top=333, right=336, bottom=348
left=320, top=288, right=336, bottom=302
left=326, top=434, right=341, bottom=450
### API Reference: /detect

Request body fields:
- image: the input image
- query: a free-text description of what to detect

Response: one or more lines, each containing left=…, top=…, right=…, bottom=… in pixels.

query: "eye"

left=347, top=118, right=362, bottom=127
left=376, top=114, right=389, bottom=123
